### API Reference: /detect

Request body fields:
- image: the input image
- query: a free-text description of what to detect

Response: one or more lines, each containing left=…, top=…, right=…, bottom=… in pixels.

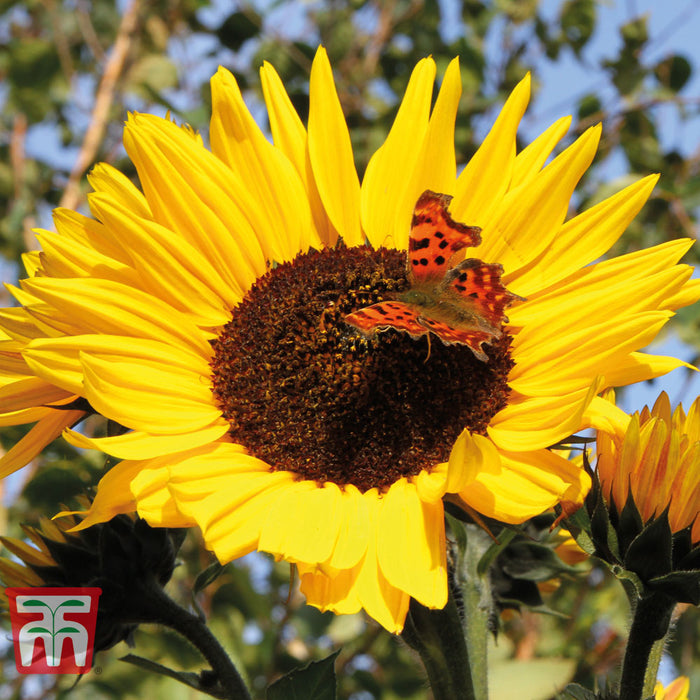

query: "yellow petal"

left=53, top=207, right=130, bottom=265
left=413, top=462, right=448, bottom=503
left=583, top=396, right=632, bottom=435
left=510, top=115, right=571, bottom=188
left=124, top=113, right=266, bottom=294
left=509, top=313, right=672, bottom=395
left=25, top=334, right=212, bottom=396
left=326, top=484, right=370, bottom=570
left=361, top=56, right=436, bottom=249
left=451, top=74, right=531, bottom=226
left=355, top=490, right=411, bottom=632
left=489, top=378, right=604, bottom=451
left=480, top=124, right=601, bottom=277
left=163, top=444, right=293, bottom=561
left=260, top=60, right=338, bottom=247
left=0, top=409, right=85, bottom=478
left=598, top=352, right=694, bottom=389
left=87, top=162, right=151, bottom=218
left=0, top=377, right=69, bottom=412
left=298, top=565, right=362, bottom=616
left=408, top=57, right=461, bottom=197
left=80, top=351, right=220, bottom=434
left=446, top=430, right=501, bottom=493
left=87, top=193, right=236, bottom=322
left=35, top=228, right=136, bottom=282
left=21, top=277, right=212, bottom=356
left=259, top=481, right=343, bottom=564
left=307, top=47, right=363, bottom=246
left=377, top=479, right=447, bottom=608
left=461, top=447, right=591, bottom=523
left=64, top=421, right=228, bottom=460
left=508, top=175, right=659, bottom=296
left=66, top=457, right=186, bottom=531
left=210, top=66, right=320, bottom=259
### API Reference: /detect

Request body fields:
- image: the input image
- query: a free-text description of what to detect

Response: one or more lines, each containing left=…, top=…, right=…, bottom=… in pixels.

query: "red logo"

left=6, top=587, right=101, bottom=674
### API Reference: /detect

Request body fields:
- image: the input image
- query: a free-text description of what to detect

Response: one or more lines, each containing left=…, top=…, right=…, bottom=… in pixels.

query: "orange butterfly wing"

left=344, top=190, right=522, bottom=363
left=409, top=190, right=481, bottom=284
left=439, top=258, right=522, bottom=330
left=344, top=301, right=427, bottom=339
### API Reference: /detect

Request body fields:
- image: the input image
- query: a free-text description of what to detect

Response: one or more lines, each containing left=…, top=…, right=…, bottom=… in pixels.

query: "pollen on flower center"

left=210, top=247, right=514, bottom=492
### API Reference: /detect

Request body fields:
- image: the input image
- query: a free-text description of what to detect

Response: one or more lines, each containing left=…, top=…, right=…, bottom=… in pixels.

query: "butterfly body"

left=345, top=190, right=521, bottom=362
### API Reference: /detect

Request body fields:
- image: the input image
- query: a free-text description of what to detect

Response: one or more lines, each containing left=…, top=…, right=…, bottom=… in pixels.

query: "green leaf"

left=266, top=651, right=340, bottom=700
left=654, top=54, right=692, bottom=92
left=194, top=561, right=227, bottom=595
left=477, top=528, right=517, bottom=577
left=560, top=0, right=596, bottom=56
left=216, top=11, right=261, bottom=51
left=577, top=93, right=602, bottom=122
left=125, top=54, right=178, bottom=100
left=120, top=653, right=222, bottom=697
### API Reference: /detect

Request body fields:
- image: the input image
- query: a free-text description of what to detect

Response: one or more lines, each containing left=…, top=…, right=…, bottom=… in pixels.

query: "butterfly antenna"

left=424, top=333, right=432, bottom=362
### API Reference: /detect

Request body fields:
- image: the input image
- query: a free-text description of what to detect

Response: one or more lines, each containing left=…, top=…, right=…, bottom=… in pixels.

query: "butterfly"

left=344, top=190, right=521, bottom=362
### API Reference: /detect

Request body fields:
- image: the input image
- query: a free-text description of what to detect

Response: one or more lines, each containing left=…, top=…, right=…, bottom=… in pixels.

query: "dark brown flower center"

left=210, top=246, right=513, bottom=492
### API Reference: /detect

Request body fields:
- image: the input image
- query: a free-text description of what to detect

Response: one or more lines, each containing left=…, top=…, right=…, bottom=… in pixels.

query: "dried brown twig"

left=59, top=0, right=141, bottom=212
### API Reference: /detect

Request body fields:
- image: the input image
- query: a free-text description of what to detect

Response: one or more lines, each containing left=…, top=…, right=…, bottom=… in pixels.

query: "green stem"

left=402, top=591, right=477, bottom=700
left=129, top=577, right=252, bottom=700
left=455, top=525, right=492, bottom=698
left=618, top=592, right=675, bottom=700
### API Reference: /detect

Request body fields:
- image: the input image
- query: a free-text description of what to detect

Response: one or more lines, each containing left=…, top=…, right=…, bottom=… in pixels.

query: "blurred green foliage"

left=1, top=0, right=699, bottom=698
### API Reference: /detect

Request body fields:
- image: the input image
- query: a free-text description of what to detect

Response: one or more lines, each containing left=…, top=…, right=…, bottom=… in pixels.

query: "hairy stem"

left=619, top=592, right=675, bottom=700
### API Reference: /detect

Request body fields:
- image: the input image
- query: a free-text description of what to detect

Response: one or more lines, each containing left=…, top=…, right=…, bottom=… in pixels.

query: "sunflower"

left=596, top=391, right=700, bottom=545
left=1, top=48, right=698, bottom=632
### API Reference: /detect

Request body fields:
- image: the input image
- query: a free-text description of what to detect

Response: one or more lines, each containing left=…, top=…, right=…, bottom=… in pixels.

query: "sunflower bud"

left=570, top=393, right=700, bottom=605
left=0, top=500, right=185, bottom=654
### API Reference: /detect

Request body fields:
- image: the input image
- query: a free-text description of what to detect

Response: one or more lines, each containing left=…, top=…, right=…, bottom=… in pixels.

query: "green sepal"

left=617, top=490, right=644, bottom=555
left=590, top=484, right=620, bottom=562
left=266, top=650, right=340, bottom=700
left=678, top=543, right=700, bottom=571
left=648, top=569, right=700, bottom=605
left=624, top=508, right=673, bottom=581
left=673, top=527, right=700, bottom=568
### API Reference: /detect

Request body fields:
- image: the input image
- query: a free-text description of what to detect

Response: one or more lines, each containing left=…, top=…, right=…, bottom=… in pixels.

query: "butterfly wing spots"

left=417, top=316, right=493, bottom=362
left=440, top=258, right=523, bottom=328
left=344, top=301, right=428, bottom=339
left=409, top=190, right=482, bottom=284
